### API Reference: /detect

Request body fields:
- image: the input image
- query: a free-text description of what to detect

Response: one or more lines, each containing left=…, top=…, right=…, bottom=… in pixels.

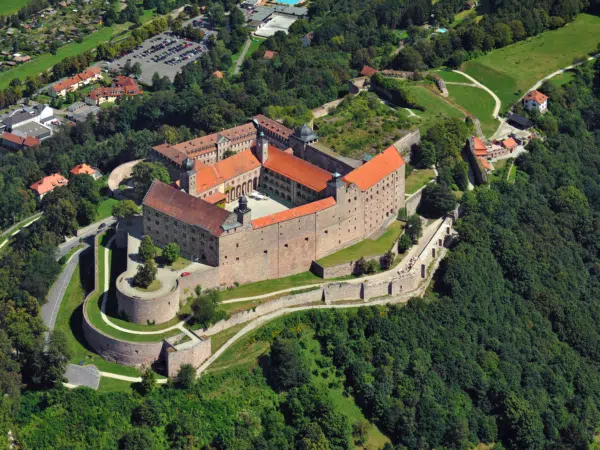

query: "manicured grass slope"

left=405, top=168, right=436, bottom=194
left=2, top=0, right=30, bottom=15
left=406, top=85, right=465, bottom=133
left=317, top=220, right=404, bottom=267
left=434, top=69, right=471, bottom=83
left=462, top=14, right=600, bottom=107
left=448, top=84, right=499, bottom=136
left=219, top=271, right=324, bottom=301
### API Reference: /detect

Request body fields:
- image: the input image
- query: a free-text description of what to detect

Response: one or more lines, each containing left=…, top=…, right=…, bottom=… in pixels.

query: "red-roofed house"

left=471, top=136, right=488, bottom=157
left=502, top=137, right=518, bottom=152
left=30, top=173, right=68, bottom=199
left=263, top=50, right=277, bottom=60
left=1, top=132, right=40, bottom=151
left=49, top=66, right=101, bottom=97
left=212, top=70, right=224, bottom=79
left=70, top=163, right=102, bottom=179
left=523, top=90, right=548, bottom=113
left=361, top=65, right=378, bottom=77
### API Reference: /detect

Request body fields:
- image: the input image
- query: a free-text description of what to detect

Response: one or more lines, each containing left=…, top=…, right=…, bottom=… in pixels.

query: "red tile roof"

left=70, top=163, right=96, bottom=175
left=195, top=150, right=261, bottom=193
left=471, top=136, right=488, bottom=157
left=264, top=146, right=332, bottom=192
left=478, top=156, right=491, bottom=170
left=252, top=197, right=336, bottom=229
left=152, top=143, right=188, bottom=166
left=212, top=70, right=223, bottom=79
left=502, top=137, right=517, bottom=150
left=254, top=114, right=294, bottom=140
left=263, top=50, right=277, bottom=60
left=342, top=146, right=405, bottom=191
left=524, top=90, right=548, bottom=104
left=203, top=191, right=227, bottom=204
left=361, top=65, right=377, bottom=77
left=2, top=131, right=40, bottom=148
left=30, top=173, right=68, bottom=195
left=143, top=180, right=230, bottom=236
left=51, top=66, right=100, bottom=92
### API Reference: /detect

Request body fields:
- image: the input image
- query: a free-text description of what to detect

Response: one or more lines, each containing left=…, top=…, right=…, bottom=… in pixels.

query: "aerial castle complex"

left=146, top=115, right=406, bottom=286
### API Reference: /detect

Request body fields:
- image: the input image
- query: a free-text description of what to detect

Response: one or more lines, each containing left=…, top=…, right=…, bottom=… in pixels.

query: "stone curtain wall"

left=166, top=336, right=212, bottom=377
left=392, top=129, right=421, bottom=160
left=116, top=280, right=180, bottom=325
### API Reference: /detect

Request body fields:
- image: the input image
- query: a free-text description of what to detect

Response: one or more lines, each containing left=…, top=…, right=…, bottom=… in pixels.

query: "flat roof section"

left=226, top=192, right=290, bottom=220
left=254, top=13, right=298, bottom=38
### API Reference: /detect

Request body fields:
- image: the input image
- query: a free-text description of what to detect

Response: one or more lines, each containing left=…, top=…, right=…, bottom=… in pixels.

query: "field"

left=95, top=197, right=119, bottom=221
left=462, top=14, right=600, bottom=108
left=447, top=84, right=499, bottom=136
left=550, top=70, right=575, bottom=87
left=434, top=69, right=470, bottom=83
left=2, top=0, right=30, bottom=15
left=317, top=220, right=404, bottom=267
left=405, top=168, right=436, bottom=194
left=0, top=9, right=156, bottom=90
left=404, top=85, right=465, bottom=131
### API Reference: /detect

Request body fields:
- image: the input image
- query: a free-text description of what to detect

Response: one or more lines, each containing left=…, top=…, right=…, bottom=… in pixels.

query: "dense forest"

left=7, top=59, right=600, bottom=449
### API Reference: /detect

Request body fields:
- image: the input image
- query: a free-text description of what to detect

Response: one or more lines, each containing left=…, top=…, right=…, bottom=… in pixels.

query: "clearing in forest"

left=462, top=13, right=600, bottom=108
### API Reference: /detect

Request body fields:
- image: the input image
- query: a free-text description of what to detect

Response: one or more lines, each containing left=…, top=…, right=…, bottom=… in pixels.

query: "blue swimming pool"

left=275, top=0, right=302, bottom=4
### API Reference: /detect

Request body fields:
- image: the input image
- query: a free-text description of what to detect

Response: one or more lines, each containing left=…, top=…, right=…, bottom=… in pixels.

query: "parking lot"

left=106, top=17, right=216, bottom=85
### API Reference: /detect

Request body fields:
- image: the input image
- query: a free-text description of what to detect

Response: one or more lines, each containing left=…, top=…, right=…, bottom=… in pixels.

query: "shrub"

left=162, top=242, right=181, bottom=265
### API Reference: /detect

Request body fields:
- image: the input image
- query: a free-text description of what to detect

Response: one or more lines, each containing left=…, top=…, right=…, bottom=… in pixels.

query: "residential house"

left=502, top=137, right=518, bottom=152
left=360, top=65, right=378, bottom=77
left=70, top=163, right=102, bottom=179
left=30, top=173, right=68, bottom=199
left=48, top=66, right=101, bottom=97
left=523, top=90, right=548, bottom=113
left=85, top=76, right=142, bottom=106
left=263, top=50, right=278, bottom=60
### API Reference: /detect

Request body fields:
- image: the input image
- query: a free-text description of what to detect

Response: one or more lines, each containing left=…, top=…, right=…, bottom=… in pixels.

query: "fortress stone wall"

left=116, top=279, right=180, bottom=325
left=166, top=335, right=212, bottom=377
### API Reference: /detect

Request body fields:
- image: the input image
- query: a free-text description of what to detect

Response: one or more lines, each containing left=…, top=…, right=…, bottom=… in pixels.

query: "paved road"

left=0, top=214, right=42, bottom=250
left=56, top=217, right=116, bottom=259
left=233, top=38, right=252, bottom=75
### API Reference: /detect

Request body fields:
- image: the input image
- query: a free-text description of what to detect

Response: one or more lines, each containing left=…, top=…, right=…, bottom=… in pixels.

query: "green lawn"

left=0, top=10, right=157, bottom=90
left=405, top=168, right=436, bottom=195
left=317, top=221, right=404, bottom=267
left=133, top=279, right=161, bottom=292
left=434, top=68, right=471, bottom=83
left=550, top=70, right=575, bottom=87
left=219, top=271, right=325, bottom=301
left=405, top=85, right=465, bottom=132
left=97, top=377, right=135, bottom=393
left=96, top=198, right=119, bottom=221
left=84, top=236, right=182, bottom=342
left=447, top=84, right=499, bottom=136
left=451, top=9, right=476, bottom=27
left=210, top=322, right=248, bottom=353
left=2, top=0, right=30, bottom=15
left=54, top=262, right=145, bottom=377
left=229, top=37, right=265, bottom=75
left=462, top=14, right=600, bottom=108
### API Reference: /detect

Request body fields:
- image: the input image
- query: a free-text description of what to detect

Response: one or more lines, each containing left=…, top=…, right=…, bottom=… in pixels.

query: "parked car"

left=181, top=272, right=191, bottom=277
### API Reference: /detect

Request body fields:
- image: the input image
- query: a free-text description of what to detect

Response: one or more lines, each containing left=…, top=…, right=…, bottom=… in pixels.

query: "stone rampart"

left=179, top=267, right=221, bottom=293
left=166, top=335, right=212, bottom=377
left=393, top=129, right=421, bottom=159
left=322, top=282, right=362, bottom=302
left=202, top=289, right=323, bottom=335
left=116, top=279, right=180, bottom=325
left=405, top=180, right=434, bottom=215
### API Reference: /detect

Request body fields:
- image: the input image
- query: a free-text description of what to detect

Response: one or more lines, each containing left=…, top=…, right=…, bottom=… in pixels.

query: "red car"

left=181, top=272, right=191, bottom=277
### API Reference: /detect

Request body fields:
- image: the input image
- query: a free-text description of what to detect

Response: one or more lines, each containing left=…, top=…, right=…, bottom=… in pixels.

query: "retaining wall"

left=166, top=336, right=212, bottom=377
left=405, top=180, right=435, bottom=215
left=202, top=289, right=323, bottom=336
left=116, top=280, right=180, bottom=325
left=393, top=129, right=421, bottom=159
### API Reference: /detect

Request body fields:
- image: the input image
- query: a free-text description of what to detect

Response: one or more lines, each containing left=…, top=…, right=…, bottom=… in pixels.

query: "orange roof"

left=212, top=71, right=223, bottom=79
left=70, top=163, right=96, bottom=175
left=152, top=143, right=188, bottom=166
left=263, top=50, right=277, bottom=60
left=477, top=156, right=491, bottom=170
left=252, top=197, right=336, bottom=229
left=52, top=66, right=100, bottom=92
left=524, top=90, right=548, bottom=104
left=195, top=150, right=261, bottom=193
left=203, top=191, right=227, bottom=204
left=361, top=65, right=377, bottom=77
left=264, top=146, right=332, bottom=192
left=471, top=136, right=488, bottom=157
left=254, top=114, right=293, bottom=139
left=30, top=173, right=68, bottom=195
left=342, top=146, right=405, bottom=191
left=502, top=137, right=517, bottom=149
left=2, top=131, right=40, bottom=148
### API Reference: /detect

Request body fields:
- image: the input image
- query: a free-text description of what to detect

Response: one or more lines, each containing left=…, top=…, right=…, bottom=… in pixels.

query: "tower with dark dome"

left=180, top=157, right=196, bottom=194
left=234, top=195, right=251, bottom=225
left=289, top=123, right=318, bottom=158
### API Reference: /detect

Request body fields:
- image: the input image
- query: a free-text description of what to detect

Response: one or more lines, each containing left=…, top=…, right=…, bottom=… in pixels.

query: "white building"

left=523, top=90, right=549, bottom=114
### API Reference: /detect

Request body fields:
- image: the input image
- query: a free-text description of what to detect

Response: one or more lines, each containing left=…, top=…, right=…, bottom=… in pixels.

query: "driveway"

left=56, top=217, right=116, bottom=259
